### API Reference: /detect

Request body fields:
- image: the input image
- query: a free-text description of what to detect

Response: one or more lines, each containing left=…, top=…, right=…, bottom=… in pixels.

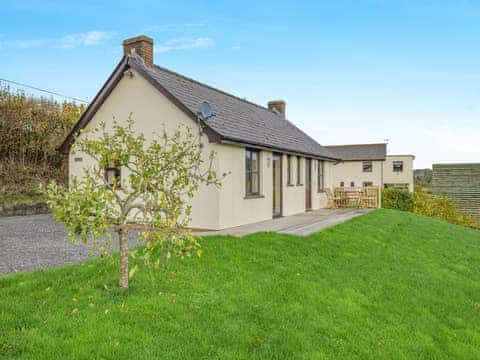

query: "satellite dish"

left=198, top=101, right=214, bottom=120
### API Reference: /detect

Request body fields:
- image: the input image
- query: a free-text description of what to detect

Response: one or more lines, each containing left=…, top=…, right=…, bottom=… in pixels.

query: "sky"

left=2, top=0, right=480, bottom=168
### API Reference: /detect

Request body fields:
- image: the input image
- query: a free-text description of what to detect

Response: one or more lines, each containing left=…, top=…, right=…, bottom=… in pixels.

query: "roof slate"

left=131, top=57, right=338, bottom=160
left=325, top=143, right=387, bottom=161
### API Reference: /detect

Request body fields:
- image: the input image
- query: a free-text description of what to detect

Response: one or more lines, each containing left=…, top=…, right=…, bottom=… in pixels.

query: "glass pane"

left=245, top=172, right=250, bottom=194
left=106, top=169, right=114, bottom=185
left=297, top=157, right=301, bottom=183
left=287, top=156, right=291, bottom=183
left=251, top=151, right=258, bottom=172
left=105, top=167, right=121, bottom=187
left=318, top=161, right=323, bottom=191
left=393, top=161, right=403, bottom=171
left=273, top=157, right=281, bottom=215
left=305, top=159, right=310, bottom=187
left=252, top=172, right=259, bottom=194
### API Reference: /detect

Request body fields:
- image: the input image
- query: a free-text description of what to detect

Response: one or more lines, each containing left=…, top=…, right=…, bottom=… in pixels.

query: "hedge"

left=382, top=188, right=478, bottom=229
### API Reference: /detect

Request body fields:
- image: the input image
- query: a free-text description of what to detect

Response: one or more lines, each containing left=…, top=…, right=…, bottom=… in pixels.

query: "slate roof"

left=131, top=57, right=338, bottom=160
left=325, top=143, right=387, bottom=161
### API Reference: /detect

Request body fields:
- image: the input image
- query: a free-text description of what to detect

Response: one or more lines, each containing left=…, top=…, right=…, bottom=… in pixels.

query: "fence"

left=432, top=163, right=480, bottom=220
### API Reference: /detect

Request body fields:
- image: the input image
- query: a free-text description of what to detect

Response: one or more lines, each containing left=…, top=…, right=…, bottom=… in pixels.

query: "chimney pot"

left=268, top=100, right=286, bottom=116
left=123, top=35, right=154, bottom=67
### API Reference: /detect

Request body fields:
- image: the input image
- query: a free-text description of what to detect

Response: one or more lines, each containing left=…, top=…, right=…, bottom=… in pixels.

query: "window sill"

left=287, top=183, right=295, bottom=187
left=297, top=184, right=304, bottom=187
left=244, top=194, right=265, bottom=200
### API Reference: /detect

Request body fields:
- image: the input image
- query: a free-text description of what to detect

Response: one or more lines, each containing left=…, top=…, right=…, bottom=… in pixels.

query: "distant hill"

left=414, top=168, right=432, bottom=189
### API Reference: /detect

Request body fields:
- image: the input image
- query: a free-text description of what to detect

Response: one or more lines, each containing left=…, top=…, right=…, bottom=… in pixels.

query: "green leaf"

left=129, top=265, right=138, bottom=279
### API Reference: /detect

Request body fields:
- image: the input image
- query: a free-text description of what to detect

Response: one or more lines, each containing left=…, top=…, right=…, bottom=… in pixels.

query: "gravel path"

left=0, top=215, right=138, bottom=276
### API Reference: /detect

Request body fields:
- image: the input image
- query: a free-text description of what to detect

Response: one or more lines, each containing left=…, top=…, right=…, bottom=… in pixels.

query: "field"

left=1, top=209, right=479, bottom=359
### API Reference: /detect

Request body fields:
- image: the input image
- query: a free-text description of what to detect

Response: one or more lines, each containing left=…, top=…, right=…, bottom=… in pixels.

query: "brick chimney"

left=123, top=35, right=154, bottom=67
left=268, top=100, right=286, bottom=116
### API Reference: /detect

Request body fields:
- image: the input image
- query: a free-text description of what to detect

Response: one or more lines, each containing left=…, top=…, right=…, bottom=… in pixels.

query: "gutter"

left=218, top=138, right=340, bottom=162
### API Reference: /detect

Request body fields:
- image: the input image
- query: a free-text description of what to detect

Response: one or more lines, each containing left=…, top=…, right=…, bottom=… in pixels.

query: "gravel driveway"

left=0, top=214, right=138, bottom=276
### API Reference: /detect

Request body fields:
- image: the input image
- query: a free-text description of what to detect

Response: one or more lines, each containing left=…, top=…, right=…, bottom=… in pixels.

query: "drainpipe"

left=379, top=160, right=384, bottom=208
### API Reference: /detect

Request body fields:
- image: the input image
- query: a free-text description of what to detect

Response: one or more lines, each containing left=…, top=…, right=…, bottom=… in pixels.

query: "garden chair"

left=347, top=189, right=362, bottom=208
left=363, top=186, right=378, bottom=208
left=325, top=189, right=341, bottom=208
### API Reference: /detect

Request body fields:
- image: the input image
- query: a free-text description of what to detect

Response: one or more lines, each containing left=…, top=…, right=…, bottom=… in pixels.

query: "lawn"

left=1, top=209, right=480, bottom=359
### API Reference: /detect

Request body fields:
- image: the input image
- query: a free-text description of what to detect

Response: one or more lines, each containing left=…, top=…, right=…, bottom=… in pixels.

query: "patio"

left=197, top=208, right=370, bottom=237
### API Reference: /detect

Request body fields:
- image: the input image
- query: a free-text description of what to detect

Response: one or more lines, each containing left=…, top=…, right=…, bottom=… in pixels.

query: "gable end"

left=58, top=56, right=222, bottom=154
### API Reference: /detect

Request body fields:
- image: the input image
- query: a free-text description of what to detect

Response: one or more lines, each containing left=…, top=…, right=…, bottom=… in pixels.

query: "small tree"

left=45, top=118, right=224, bottom=288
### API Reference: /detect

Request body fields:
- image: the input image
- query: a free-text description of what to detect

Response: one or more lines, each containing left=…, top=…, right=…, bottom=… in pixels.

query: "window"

left=350, top=181, right=355, bottom=187
left=104, top=163, right=121, bottom=188
left=287, top=155, right=293, bottom=185
left=393, top=161, right=404, bottom=172
left=363, top=161, right=372, bottom=172
left=245, top=149, right=260, bottom=195
left=317, top=160, right=324, bottom=192
left=340, top=181, right=344, bottom=187
left=363, top=181, right=373, bottom=187
left=297, top=156, right=303, bottom=185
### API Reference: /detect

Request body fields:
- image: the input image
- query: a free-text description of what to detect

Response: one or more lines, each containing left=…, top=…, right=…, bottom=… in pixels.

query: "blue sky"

left=2, top=0, right=480, bottom=168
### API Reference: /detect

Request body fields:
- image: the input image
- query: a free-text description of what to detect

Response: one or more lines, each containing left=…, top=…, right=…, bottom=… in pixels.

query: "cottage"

left=325, top=144, right=415, bottom=192
left=61, top=35, right=414, bottom=230
left=60, top=35, right=343, bottom=230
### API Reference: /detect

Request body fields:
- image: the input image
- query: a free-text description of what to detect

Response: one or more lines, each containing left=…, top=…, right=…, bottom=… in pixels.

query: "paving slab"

left=198, top=208, right=370, bottom=237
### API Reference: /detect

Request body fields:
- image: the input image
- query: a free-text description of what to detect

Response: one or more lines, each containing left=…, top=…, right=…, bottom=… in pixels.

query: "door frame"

left=305, top=158, right=312, bottom=211
left=272, top=152, right=283, bottom=218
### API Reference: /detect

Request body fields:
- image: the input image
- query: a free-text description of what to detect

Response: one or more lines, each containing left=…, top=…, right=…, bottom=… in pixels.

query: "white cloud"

left=2, top=30, right=115, bottom=50
left=17, top=38, right=51, bottom=49
left=60, top=31, right=115, bottom=48
left=154, top=37, right=213, bottom=53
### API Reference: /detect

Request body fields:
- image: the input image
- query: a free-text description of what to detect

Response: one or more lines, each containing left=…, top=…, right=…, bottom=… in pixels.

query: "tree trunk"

left=118, top=228, right=129, bottom=289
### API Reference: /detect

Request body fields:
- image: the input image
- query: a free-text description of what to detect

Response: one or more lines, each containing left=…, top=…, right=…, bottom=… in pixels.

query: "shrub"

left=412, top=190, right=477, bottom=229
left=0, top=84, right=84, bottom=197
left=45, top=118, right=226, bottom=288
left=381, top=188, right=413, bottom=211
left=382, top=187, right=478, bottom=229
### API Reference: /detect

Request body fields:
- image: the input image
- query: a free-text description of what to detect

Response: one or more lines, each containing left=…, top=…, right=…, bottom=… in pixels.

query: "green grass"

left=1, top=209, right=480, bottom=359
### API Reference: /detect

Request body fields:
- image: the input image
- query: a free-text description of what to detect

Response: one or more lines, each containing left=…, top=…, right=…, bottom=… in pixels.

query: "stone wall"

left=0, top=203, right=50, bottom=217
